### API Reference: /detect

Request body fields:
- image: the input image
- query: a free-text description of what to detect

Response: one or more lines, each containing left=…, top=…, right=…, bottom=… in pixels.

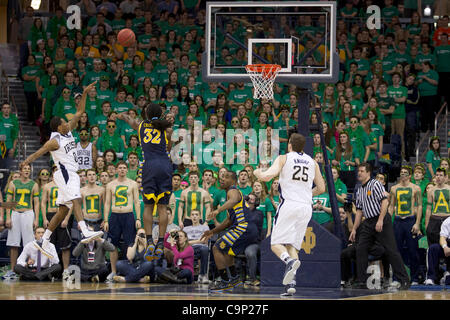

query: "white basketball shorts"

left=270, top=200, right=312, bottom=251
left=53, top=169, right=81, bottom=208
left=6, top=210, right=35, bottom=247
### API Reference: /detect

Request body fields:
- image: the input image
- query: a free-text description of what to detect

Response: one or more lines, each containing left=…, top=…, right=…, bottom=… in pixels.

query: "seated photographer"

left=113, top=228, right=155, bottom=283
left=14, top=227, right=61, bottom=281
left=183, top=210, right=210, bottom=284
left=165, top=230, right=195, bottom=284
left=72, top=228, right=115, bottom=283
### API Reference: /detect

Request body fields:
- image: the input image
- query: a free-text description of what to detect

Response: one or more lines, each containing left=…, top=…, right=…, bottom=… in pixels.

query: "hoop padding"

left=245, top=64, right=281, bottom=100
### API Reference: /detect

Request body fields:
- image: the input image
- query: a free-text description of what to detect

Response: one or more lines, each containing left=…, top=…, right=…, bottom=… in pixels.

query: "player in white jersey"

left=254, top=133, right=325, bottom=296
left=20, top=81, right=103, bottom=260
left=76, top=127, right=97, bottom=170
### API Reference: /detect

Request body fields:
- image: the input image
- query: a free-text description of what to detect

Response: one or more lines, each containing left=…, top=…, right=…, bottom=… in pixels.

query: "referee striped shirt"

left=355, top=179, right=387, bottom=219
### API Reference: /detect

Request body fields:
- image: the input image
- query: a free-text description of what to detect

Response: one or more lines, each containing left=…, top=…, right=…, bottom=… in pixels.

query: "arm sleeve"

left=373, top=181, right=387, bottom=202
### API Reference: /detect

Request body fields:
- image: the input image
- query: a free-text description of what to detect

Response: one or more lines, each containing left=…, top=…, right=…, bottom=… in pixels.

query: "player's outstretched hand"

left=200, top=229, right=213, bottom=242
left=83, top=81, right=97, bottom=93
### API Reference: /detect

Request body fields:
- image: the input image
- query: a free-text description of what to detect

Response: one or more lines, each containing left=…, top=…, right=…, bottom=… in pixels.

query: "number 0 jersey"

left=50, top=131, right=79, bottom=172
left=138, top=120, right=170, bottom=159
left=279, top=151, right=316, bottom=205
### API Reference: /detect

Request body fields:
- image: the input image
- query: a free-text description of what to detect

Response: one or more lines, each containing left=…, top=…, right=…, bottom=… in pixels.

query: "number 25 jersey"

left=279, top=151, right=316, bottom=205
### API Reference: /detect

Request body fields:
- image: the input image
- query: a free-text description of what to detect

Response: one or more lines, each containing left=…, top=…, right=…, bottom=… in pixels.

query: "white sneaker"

left=80, top=230, right=104, bottom=244
left=424, top=279, right=435, bottom=285
left=440, top=271, right=450, bottom=285
left=280, top=283, right=296, bottom=297
left=105, top=272, right=115, bottom=283
left=411, top=281, right=419, bottom=286
left=33, top=239, right=54, bottom=259
left=2, top=270, right=18, bottom=280
left=199, top=275, right=210, bottom=284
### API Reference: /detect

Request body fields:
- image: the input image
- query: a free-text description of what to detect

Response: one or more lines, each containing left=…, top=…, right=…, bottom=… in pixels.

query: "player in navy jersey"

left=118, top=103, right=173, bottom=261
left=201, top=170, right=258, bottom=291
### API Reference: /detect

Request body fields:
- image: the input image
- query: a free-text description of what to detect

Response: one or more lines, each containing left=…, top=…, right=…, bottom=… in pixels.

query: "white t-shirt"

left=279, top=151, right=316, bottom=205
left=184, top=224, right=210, bottom=242
left=440, top=217, right=450, bottom=239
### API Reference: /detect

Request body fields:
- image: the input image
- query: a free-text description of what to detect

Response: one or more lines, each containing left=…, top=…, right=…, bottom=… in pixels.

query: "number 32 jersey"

left=279, top=151, right=316, bottom=205
left=50, top=131, right=79, bottom=172
left=138, top=120, right=170, bottom=159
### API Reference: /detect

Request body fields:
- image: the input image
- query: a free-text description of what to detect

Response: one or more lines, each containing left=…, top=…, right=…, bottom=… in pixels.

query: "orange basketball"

left=117, top=28, right=136, bottom=47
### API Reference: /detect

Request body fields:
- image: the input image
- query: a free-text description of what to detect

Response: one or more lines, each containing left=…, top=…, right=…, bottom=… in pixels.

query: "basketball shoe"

left=80, top=230, right=104, bottom=244
left=33, top=239, right=54, bottom=259
left=282, top=259, right=300, bottom=285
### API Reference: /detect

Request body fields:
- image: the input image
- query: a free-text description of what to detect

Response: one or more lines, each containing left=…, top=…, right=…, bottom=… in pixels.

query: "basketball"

left=117, top=28, right=136, bottom=47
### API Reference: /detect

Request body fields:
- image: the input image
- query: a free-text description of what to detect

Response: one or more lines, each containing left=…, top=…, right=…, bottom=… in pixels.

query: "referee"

left=349, top=163, right=410, bottom=289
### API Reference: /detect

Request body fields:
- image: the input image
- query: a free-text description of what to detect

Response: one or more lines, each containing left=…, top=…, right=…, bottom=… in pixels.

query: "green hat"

left=100, top=75, right=110, bottom=81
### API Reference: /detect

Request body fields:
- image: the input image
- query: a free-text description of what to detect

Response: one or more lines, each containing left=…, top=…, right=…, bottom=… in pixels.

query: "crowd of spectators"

left=0, top=0, right=449, bottom=287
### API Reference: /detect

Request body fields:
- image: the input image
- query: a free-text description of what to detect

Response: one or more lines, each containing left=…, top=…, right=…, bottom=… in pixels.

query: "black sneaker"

left=154, top=242, right=164, bottom=261
left=280, top=283, right=296, bottom=297
left=229, top=275, right=242, bottom=288
left=282, top=259, right=300, bottom=285
left=399, top=281, right=410, bottom=290
left=209, top=279, right=233, bottom=292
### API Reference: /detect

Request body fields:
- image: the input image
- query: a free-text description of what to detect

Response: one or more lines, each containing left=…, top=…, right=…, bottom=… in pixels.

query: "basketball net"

left=245, top=64, right=281, bottom=100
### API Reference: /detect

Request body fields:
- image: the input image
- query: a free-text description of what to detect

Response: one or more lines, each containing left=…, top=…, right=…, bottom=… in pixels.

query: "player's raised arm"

left=312, top=160, right=326, bottom=197
left=21, top=138, right=60, bottom=168
left=69, top=81, right=97, bottom=131
left=253, top=155, right=286, bottom=182
left=117, top=112, right=140, bottom=131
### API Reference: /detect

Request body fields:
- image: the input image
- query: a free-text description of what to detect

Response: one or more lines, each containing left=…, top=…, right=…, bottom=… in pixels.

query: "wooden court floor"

left=0, top=280, right=449, bottom=300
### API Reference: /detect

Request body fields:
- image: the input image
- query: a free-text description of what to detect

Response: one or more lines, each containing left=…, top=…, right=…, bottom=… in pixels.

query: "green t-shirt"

left=96, top=133, right=125, bottom=154
left=0, top=115, right=19, bottom=149
left=425, top=150, right=441, bottom=178
left=257, top=197, right=275, bottom=230
left=54, top=97, right=76, bottom=120
left=435, top=45, right=450, bottom=72
left=312, top=193, right=332, bottom=224
left=387, top=85, right=407, bottom=119
left=21, top=65, right=41, bottom=92
left=417, top=70, right=439, bottom=96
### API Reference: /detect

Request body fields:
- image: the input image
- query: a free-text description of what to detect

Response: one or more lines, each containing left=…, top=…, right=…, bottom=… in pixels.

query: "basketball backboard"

left=203, top=1, right=338, bottom=85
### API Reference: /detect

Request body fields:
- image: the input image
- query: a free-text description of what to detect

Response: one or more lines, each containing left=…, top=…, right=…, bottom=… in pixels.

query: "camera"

left=170, top=231, right=179, bottom=240
left=138, top=233, right=146, bottom=239
left=343, top=193, right=354, bottom=213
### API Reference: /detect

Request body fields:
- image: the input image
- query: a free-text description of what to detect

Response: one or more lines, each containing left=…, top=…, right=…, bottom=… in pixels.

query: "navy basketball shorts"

left=108, top=212, right=136, bottom=247
left=141, top=158, right=173, bottom=205
left=215, top=223, right=258, bottom=256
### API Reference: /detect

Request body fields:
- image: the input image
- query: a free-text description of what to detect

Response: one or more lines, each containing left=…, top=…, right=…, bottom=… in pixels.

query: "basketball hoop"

left=245, top=64, right=281, bottom=100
